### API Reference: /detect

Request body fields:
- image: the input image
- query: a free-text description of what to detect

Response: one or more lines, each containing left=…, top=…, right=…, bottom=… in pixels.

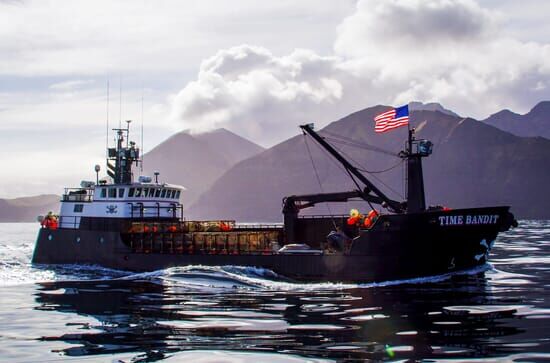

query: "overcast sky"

left=0, top=0, right=549, bottom=198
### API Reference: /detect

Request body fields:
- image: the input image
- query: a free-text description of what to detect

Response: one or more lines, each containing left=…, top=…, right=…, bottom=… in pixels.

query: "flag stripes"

left=373, top=105, right=409, bottom=133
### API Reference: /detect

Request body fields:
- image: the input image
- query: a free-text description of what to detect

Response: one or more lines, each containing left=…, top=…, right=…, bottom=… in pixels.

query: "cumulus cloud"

left=170, top=45, right=349, bottom=145
left=335, top=0, right=495, bottom=58
left=171, top=0, right=550, bottom=145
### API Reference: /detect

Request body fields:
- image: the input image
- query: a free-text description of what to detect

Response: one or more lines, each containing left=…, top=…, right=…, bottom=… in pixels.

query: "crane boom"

left=300, top=124, right=404, bottom=213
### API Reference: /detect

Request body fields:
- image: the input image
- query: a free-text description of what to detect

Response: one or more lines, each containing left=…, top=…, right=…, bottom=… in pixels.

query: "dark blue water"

left=1, top=221, right=549, bottom=362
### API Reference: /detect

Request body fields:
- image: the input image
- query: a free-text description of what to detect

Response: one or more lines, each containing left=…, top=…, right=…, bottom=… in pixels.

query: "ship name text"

left=438, top=214, right=499, bottom=226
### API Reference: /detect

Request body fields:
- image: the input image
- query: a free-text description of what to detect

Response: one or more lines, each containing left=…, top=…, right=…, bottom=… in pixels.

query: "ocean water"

left=0, top=222, right=549, bottom=362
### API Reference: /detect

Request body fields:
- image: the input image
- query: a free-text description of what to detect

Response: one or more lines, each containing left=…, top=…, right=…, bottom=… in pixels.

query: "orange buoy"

left=363, top=217, right=372, bottom=228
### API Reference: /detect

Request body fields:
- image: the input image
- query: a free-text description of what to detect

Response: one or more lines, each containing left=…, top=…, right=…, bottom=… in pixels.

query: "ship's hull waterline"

left=32, top=206, right=512, bottom=282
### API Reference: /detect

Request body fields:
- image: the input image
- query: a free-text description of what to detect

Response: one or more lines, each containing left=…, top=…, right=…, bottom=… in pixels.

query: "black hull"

left=32, top=207, right=512, bottom=282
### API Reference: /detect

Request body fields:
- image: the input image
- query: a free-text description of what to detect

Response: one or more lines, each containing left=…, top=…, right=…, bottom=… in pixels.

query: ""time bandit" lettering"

left=438, top=214, right=499, bottom=226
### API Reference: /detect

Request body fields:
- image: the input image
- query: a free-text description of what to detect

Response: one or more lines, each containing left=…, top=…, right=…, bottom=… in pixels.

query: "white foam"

left=113, top=263, right=493, bottom=292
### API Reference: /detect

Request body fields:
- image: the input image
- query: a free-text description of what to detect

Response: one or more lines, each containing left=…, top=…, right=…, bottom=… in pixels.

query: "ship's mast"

left=106, top=120, right=141, bottom=184
left=401, top=128, right=433, bottom=213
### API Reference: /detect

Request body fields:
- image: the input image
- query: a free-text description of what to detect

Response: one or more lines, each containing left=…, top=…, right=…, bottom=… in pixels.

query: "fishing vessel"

left=32, top=120, right=517, bottom=282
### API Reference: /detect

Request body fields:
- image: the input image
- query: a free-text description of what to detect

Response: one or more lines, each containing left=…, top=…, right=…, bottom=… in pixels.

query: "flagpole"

left=407, top=103, right=412, bottom=154
left=406, top=103, right=412, bottom=204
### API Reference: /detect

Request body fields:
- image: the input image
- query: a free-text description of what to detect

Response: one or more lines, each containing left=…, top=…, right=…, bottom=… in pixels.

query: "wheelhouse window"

left=73, top=204, right=84, bottom=213
left=161, top=189, right=167, bottom=198
left=143, top=188, right=149, bottom=198
left=108, top=188, right=116, bottom=198
left=100, top=188, right=107, bottom=198
left=155, top=188, right=161, bottom=198
left=118, top=188, right=125, bottom=198
left=148, top=188, right=155, bottom=197
left=175, top=190, right=181, bottom=199
left=135, top=188, right=142, bottom=197
left=169, top=190, right=175, bottom=198
left=129, top=188, right=135, bottom=197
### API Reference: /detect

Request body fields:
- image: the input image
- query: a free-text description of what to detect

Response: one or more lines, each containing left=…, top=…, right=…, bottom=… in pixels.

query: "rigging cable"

left=106, top=80, right=109, bottom=160
left=356, top=159, right=404, bottom=174
left=140, top=85, right=144, bottom=173
left=330, top=141, right=405, bottom=200
left=345, top=167, right=375, bottom=211
left=302, top=133, right=337, bottom=229
left=304, top=132, right=384, bottom=213
left=119, top=76, right=122, bottom=129
left=322, top=130, right=398, bottom=157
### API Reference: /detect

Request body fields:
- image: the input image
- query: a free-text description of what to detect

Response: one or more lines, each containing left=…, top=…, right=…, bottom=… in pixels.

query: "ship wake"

left=114, top=263, right=493, bottom=292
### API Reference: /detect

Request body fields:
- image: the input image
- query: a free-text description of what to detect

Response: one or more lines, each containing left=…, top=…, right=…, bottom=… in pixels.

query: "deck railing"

left=129, top=202, right=183, bottom=219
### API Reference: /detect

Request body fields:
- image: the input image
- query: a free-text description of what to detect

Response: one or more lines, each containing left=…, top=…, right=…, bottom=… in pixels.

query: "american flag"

left=374, top=105, right=409, bottom=133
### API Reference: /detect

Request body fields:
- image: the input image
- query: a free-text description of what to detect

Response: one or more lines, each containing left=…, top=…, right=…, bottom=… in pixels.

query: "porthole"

left=48, top=234, right=53, bottom=241
left=76, top=237, right=81, bottom=243
left=99, top=237, right=105, bottom=244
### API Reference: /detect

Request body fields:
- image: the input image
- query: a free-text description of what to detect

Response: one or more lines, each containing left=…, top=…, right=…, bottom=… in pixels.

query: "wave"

left=2, top=256, right=492, bottom=290
left=110, top=263, right=493, bottom=292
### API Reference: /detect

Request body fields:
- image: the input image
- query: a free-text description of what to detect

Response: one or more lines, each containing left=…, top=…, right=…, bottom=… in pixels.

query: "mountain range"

left=0, top=194, right=59, bottom=222
left=2, top=101, right=549, bottom=222
left=186, top=102, right=550, bottom=221
left=141, top=128, right=264, bottom=207
left=483, top=101, right=550, bottom=139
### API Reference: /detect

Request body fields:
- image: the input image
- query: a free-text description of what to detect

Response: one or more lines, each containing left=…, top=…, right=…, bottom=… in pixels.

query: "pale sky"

left=0, top=0, right=549, bottom=198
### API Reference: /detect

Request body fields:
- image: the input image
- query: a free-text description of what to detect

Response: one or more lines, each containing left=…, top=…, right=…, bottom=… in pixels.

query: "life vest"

left=220, top=222, right=232, bottom=232
left=363, top=210, right=379, bottom=229
left=363, top=218, right=372, bottom=228
left=42, top=216, right=58, bottom=230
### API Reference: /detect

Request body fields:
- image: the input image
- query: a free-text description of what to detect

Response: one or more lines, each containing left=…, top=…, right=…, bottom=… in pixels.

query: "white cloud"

left=0, top=0, right=356, bottom=197
left=170, top=45, right=349, bottom=146
left=0, top=0, right=354, bottom=77
left=1, top=0, right=550, bottom=197
left=49, top=79, right=95, bottom=91
left=335, top=0, right=495, bottom=59
left=170, top=0, right=550, bottom=145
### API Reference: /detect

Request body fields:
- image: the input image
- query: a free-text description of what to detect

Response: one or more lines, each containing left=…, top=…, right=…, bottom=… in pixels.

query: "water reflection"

left=34, top=270, right=540, bottom=362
